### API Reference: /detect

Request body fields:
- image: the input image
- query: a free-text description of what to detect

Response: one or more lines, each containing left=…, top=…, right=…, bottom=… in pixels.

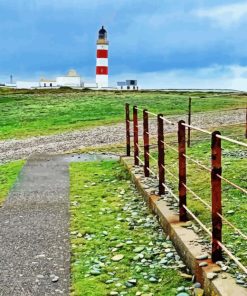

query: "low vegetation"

left=0, top=160, right=24, bottom=205
left=0, top=89, right=246, bottom=140
left=75, top=124, right=247, bottom=268
left=70, top=161, right=191, bottom=296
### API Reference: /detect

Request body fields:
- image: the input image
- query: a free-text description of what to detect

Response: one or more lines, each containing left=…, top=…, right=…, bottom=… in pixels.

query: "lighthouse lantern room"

left=96, top=26, right=109, bottom=88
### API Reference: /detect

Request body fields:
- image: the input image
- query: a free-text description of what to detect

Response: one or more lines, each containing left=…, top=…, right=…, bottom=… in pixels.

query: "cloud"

left=111, top=65, right=247, bottom=91
left=194, top=2, right=247, bottom=27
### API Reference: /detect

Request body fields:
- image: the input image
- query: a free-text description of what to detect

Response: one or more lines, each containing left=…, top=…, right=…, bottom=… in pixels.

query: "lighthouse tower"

left=96, top=26, right=109, bottom=88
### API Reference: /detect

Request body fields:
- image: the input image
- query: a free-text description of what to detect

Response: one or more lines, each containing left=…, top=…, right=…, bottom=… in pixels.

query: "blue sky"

left=1, top=0, right=247, bottom=89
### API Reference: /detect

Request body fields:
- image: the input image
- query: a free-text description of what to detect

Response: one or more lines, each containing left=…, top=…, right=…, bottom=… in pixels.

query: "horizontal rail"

left=160, top=116, right=175, bottom=125
left=216, top=134, right=247, bottom=148
left=147, top=152, right=158, bottom=162
left=182, top=123, right=212, bottom=135
left=147, top=167, right=157, bottom=177
left=161, top=141, right=178, bottom=153
left=217, top=241, right=247, bottom=274
left=136, top=156, right=145, bottom=165
left=217, top=174, right=247, bottom=195
left=183, top=154, right=211, bottom=172
left=146, top=111, right=158, bottom=117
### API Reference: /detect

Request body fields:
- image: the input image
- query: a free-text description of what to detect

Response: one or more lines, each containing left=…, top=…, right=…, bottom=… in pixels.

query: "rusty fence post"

left=178, top=120, right=187, bottom=222
left=211, top=131, right=223, bottom=262
left=143, top=109, right=150, bottom=177
left=187, top=97, right=192, bottom=148
left=125, top=103, right=130, bottom=156
left=133, top=106, right=139, bottom=165
left=158, top=114, right=165, bottom=195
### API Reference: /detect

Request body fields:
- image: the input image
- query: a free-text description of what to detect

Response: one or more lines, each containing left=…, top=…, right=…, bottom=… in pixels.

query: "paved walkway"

left=0, top=154, right=118, bottom=295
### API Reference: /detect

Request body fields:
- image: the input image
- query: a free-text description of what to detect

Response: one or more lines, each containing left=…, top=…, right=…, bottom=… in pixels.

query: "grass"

left=70, top=160, right=190, bottom=296
left=74, top=124, right=247, bottom=268
left=0, top=160, right=25, bottom=205
left=0, top=89, right=246, bottom=140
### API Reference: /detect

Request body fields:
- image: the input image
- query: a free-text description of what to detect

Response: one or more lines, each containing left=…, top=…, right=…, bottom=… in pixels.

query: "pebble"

left=111, top=254, right=124, bottom=262
left=207, top=272, right=218, bottom=280
left=196, top=254, right=208, bottom=260
left=90, top=269, right=101, bottom=276
left=177, top=293, right=189, bottom=296
left=177, top=286, right=185, bottom=292
left=236, top=279, right=245, bottom=285
left=51, top=275, right=59, bottom=282
left=193, top=282, right=201, bottom=288
left=199, top=262, right=208, bottom=267
left=148, top=277, right=158, bottom=283
left=133, top=246, right=145, bottom=253
left=194, top=288, right=204, bottom=296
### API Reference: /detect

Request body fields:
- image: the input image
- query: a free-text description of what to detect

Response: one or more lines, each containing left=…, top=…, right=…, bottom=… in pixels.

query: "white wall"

left=56, top=76, right=81, bottom=87
left=16, top=81, right=39, bottom=89
left=40, top=81, right=57, bottom=87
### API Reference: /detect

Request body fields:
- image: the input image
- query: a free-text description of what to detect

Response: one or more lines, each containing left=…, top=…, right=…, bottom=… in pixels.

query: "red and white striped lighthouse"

left=96, top=26, right=109, bottom=88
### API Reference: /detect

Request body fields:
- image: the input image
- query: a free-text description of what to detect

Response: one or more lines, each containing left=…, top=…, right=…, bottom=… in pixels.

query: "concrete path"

left=0, top=153, right=118, bottom=296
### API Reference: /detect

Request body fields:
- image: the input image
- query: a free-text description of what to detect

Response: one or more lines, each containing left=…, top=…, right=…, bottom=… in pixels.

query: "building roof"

left=67, top=69, right=79, bottom=77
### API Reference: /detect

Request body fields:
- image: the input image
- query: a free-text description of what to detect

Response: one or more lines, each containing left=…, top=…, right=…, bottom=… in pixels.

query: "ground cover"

left=76, top=124, right=247, bottom=269
left=0, top=90, right=246, bottom=140
left=70, top=160, right=193, bottom=296
left=0, top=160, right=24, bottom=205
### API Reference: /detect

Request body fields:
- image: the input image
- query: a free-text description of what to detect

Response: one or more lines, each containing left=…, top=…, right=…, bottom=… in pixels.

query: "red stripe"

left=97, top=49, right=108, bottom=58
left=96, top=66, right=108, bottom=75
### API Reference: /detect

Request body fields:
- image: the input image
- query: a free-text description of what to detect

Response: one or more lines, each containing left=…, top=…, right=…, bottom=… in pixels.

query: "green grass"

left=74, top=125, right=247, bottom=268
left=0, top=90, right=246, bottom=140
left=70, top=160, right=190, bottom=296
left=0, top=160, right=25, bottom=205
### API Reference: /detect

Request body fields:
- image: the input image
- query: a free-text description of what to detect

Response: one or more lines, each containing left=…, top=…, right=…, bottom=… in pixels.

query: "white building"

left=117, top=80, right=139, bottom=90
left=16, top=81, right=40, bottom=89
left=40, top=78, right=57, bottom=88
left=56, top=69, right=83, bottom=88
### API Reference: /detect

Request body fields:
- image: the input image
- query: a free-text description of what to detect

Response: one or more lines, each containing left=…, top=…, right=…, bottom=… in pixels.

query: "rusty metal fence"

left=125, top=103, right=247, bottom=274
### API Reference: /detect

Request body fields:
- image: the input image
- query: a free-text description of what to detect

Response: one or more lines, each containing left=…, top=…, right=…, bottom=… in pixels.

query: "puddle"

left=63, top=153, right=120, bottom=163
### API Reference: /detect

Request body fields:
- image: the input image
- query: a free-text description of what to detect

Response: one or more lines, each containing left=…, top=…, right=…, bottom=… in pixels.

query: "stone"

left=193, top=282, right=201, bottom=288
left=177, top=286, right=185, bottom=292
left=207, top=272, right=218, bottom=280
left=166, top=252, right=174, bottom=258
left=199, top=262, right=208, bottom=267
left=134, top=246, right=145, bottom=253
left=90, top=269, right=101, bottom=276
left=194, top=288, right=204, bottom=296
left=112, top=254, right=124, bottom=262
left=128, top=279, right=137, bottom=285
left=149, top=277, right=158, bottom=283
left=180, top=273, right=193, bottom=280
left=177, top=293, right=189, bottom=296
left=236, top=279, right=245, bottom=285
left=196, top=254, right=208, bottom=260
left=51, top=275, right=59, bottom=282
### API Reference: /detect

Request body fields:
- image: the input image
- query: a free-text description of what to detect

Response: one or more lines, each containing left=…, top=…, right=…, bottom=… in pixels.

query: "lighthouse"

left=96, top=26, right=109, bottom=88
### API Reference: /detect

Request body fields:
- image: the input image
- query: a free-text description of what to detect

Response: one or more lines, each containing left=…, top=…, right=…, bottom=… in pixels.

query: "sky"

left=1, top=0, right=247, bottom=89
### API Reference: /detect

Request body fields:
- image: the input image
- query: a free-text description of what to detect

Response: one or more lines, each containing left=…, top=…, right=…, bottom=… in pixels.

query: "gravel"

left=0, top=109, right=245, bottom=164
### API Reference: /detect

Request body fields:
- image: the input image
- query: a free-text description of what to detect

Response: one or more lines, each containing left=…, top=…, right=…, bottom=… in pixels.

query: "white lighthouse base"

left=96, top=75, right=108, bottom=88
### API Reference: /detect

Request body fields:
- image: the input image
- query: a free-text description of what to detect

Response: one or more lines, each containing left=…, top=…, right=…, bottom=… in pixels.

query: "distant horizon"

left=1, top=1, right=247, bottom=90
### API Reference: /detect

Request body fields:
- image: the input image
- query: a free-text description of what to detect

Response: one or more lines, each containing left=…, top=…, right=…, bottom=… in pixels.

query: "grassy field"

left=76, top=125, right=247, bottom=268
left=0, top=160, right=24, bottom=205
left=70, top=161, right=191, bottom=296
left=0, top=89, right=246, bottom=140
